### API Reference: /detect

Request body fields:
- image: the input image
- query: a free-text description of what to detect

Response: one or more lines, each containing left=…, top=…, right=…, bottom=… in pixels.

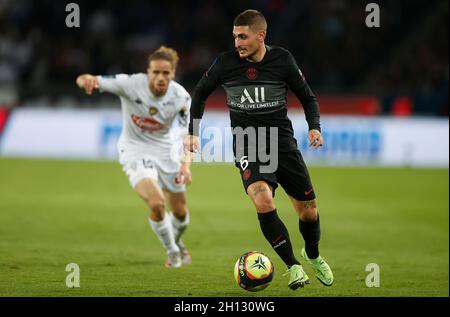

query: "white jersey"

left=97, top=74, right=191, bottom=166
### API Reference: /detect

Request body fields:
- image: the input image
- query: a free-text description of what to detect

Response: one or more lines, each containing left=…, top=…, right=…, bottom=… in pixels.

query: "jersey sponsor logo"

left=131, top=114, right=165, bottom=132
left=148, top=107, right=158, bottom=116
left=241, top=87, right=265, bottom=104
left=229, top=99, right=283, bottom=111
left=246, top=67, right=258, bottom=80
left=224, top=83, right=287, bottom=111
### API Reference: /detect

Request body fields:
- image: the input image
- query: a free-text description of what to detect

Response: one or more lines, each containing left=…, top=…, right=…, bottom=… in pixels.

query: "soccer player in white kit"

left=76, top=46, right=192, bottom=268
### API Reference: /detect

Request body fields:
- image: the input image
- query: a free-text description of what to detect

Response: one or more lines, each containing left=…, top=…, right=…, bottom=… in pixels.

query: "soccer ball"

left=234, top=251, right=274, bottom=292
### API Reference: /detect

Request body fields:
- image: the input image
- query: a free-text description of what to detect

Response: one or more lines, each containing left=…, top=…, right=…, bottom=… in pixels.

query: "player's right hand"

left=183, top=135, right=200, bottom=154
left=176, top=164, right=193, bottom=186
left=76, top=74, right=99, bottom=95
left=308, top=129, right=323, bottom=149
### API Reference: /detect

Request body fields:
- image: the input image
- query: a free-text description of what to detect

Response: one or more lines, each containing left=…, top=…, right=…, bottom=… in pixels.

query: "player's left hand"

left=308, top=129, right=323, bottom=149
left=177, top=164, right=192, bottom=186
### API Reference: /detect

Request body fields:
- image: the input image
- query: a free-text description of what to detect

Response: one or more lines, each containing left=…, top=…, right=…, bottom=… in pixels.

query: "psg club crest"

left=246, top=68, right=258, bottom=80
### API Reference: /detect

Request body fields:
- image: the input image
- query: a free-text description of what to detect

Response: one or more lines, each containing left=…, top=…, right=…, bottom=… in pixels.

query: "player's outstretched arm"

left=76, top=74, right=99, bottom=95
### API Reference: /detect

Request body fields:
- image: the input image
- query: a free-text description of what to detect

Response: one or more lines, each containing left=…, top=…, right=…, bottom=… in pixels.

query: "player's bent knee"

left=299, top=200, right=318, bottom=221
left=149, top=202, right=165, bottom=222
left=252, top=192, right=275, bottom=212
left=147, top=199, right=166, bottom=215
left=301, top=209, right=318, bottom=222
left=172, top=204, right=188, bottom=219
left=255, top=201, right=275, bottom=213
left=248, top=184, right=275, bottom=212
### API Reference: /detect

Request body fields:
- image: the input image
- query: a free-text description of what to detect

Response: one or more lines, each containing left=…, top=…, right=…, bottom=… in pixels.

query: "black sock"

left=258, top=209, right=299, bottom=267
left=299, top=214, right=321, bottom=259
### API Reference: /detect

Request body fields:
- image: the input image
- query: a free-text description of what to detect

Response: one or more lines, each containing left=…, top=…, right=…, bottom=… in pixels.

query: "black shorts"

left=234, top=149, right=316, bottom=201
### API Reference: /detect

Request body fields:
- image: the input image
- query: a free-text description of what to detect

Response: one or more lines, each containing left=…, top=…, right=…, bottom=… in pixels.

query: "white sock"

left=170, top=210, right=190, bottom=245
left=148, top=214, right=180, bottom=255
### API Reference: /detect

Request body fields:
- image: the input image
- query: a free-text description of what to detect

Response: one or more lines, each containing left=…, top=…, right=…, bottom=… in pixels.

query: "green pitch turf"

left=0, top=158, right=448, bottom=297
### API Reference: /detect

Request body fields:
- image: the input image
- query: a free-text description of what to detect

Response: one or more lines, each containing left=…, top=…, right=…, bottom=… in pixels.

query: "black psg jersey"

left=189, top=45, right=321, bottom=153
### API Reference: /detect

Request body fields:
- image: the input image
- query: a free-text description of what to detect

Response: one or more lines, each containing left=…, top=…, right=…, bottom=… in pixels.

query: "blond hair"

left=148, top=46, right=179, bottom=69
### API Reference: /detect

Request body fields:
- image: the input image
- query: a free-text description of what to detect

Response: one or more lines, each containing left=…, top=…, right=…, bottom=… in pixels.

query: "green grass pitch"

left=0, top=158, right=448, bottom=297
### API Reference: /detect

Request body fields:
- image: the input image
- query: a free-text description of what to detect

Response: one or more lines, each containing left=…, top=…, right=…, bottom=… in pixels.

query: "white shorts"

left=118, top=149, right=185, bottom=193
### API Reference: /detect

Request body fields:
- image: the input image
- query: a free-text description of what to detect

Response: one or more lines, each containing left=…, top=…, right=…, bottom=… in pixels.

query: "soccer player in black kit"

left=184, top=9, right=334, bottom=289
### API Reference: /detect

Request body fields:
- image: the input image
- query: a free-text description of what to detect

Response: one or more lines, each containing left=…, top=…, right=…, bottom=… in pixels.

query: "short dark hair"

left=233, top=9, right=267, bottom=32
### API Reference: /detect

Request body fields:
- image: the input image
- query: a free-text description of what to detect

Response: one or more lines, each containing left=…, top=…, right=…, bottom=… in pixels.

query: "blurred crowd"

left=0, top=0, right=448, bottom=116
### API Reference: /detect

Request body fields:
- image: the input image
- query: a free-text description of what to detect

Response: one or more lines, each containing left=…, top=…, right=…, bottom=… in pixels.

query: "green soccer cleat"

left=283, top=264, right=310, bottom=290
left=301, top=248, right=334, bottom=286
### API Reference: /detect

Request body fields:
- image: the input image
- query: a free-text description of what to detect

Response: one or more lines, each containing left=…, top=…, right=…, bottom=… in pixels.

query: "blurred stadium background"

left=0, top=0, right=448, bottom=113
left=0, top=0, right=448, bottom=297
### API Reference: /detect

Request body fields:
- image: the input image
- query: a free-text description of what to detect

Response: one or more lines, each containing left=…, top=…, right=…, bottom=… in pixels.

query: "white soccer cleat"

left=165, top=252, right=182, bottom=268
